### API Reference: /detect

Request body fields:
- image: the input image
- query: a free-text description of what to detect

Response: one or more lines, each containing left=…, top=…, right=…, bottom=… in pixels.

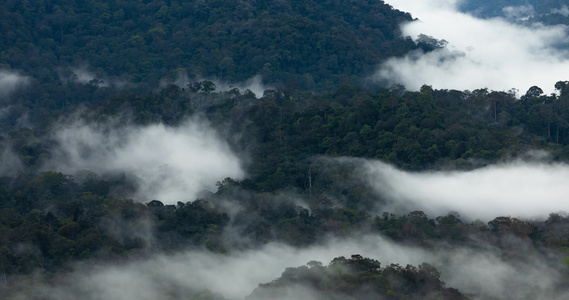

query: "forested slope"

left=0, top=0, right=417, bottom=96
left=3, top=0, right=569, bottom=299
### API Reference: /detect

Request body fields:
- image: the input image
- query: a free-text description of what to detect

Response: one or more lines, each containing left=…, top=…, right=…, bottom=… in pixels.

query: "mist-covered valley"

left=3, top=0, right=569, bottom=299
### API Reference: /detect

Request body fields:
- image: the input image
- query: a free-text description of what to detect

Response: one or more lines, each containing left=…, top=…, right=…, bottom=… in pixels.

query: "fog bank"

left=8, top=234, right=566, bottom=300
left=43, top=118, right=244, bottom=204
left=376, top=0, right=569, bottom=94
left=0, top=70, right=29, bottom=98
left=362, top=159, right=569, bottom=220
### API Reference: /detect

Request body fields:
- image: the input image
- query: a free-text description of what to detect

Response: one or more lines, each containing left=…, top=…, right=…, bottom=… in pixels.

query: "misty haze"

left=2, top=0, right=569, bottom=300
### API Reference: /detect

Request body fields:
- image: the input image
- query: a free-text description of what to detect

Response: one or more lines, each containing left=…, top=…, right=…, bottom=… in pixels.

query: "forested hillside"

left=0, top=0, right=417, bottom=97
left=3, top=0, right=569, bottom=299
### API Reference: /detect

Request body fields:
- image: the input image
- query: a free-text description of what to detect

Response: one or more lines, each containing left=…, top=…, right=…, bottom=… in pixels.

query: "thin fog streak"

left=9, top=234, right=566, bottom=300
left=363, top=160, right=569, bottom=220
left=214, top=75, right=270, bottom=98
left=68, top=66, right=129, bottom=88
left=376, top=0, right=569, bottom=94
left=0, top=146, right=23, bottom=176
left=44, top=119, right=244, bottom=204
left=70, top=66, right=97, bottom=84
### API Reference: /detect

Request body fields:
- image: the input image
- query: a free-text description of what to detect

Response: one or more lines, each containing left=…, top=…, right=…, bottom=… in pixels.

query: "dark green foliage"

left=0, top=0, right=420, bottom=121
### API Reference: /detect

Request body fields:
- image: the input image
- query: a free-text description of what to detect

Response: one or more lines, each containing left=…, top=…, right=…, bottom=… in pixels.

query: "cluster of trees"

left=248, top=255, right=467, bottom=300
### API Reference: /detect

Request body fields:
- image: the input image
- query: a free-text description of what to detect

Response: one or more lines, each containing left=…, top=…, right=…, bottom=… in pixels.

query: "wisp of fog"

left=0, top=70, right=29, bottom=99
left=361, top=158, right=569, bottom=220
left=376, top=0, right=569, bottom=94
left=43, top=118, right=244, bottom=204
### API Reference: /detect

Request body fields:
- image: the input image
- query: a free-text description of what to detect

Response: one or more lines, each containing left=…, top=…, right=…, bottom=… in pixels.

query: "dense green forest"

left=3, top=0, right=569, bottom=299
left=0, top=0, right=418, bottom=101
left=3, top=81, right=569, bottom=299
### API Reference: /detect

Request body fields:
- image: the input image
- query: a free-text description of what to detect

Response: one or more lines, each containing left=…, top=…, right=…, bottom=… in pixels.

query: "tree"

left=524, top=85, right=544, bottom=100
left=555, top=80, right=569, bottom=97
left=201, top=80, right=216, bottom=94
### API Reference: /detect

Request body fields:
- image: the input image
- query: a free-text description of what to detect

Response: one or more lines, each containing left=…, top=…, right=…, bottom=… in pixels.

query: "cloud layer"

left=362, top=159, right=569, bottom=220
left=9, top=234, right=566, bottom=300
left=375, top=0, right=569, bottom=94
left=44, top=119, right=244, bottom=204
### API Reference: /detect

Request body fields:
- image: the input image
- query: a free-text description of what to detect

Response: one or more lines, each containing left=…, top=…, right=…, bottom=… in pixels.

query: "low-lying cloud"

left=375, top=0, right=569, bottom=94
left=69, top=66, right=97, bottom=85
left=0, top=70, right=29, bottom=98
left=361, top=159, right=569, bottom=220
left=43, top=118, right=244, bottom=204
left=8, top=234, right=567, bottom=300
left=552, top=5, right=569, bottom=17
